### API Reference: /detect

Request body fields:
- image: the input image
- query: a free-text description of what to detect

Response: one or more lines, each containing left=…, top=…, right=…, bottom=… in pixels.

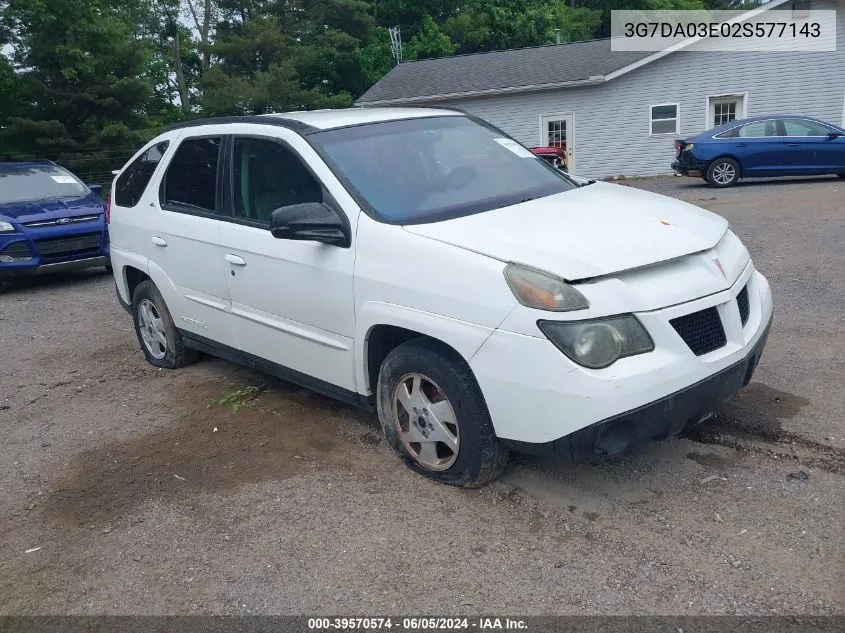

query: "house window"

left=714, top=102, right=736, bottom=126
left=707, top=93, right=746, bottom=129
left=547, top=119, right=566, bottom=148
left=792, top=1, right=811, bottom=19
left=650, top=104, right=679, bottom=135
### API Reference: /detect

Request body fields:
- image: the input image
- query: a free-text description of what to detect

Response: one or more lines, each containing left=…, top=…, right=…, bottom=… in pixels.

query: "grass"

left=207, top=385, right=264, bottom=412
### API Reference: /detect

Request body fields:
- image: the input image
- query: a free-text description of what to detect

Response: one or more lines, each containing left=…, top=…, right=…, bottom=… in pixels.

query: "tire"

left=105, top=262, right=113, bottom=274
left=706, top=157, right=741, bottom=187
left=131, top=280, right=198, bottom=369
left=376, top=338, right=509, bottom=487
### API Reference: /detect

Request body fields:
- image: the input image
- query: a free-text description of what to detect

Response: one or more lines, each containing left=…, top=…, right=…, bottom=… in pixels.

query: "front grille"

left=670, top=307, right=727, bottom=356
left=24, top=214, right=100, bottom=228
left=737, top=284, right=750, bottom=326
left=0, top=241, right=34, bottom=258
left=35, top=232, right=101, bottom=258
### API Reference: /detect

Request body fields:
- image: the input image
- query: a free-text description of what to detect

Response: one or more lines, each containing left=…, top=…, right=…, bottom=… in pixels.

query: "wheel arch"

left=707, top=154, right=744, bottom=177
left=356, top=303, right=495, bottom=397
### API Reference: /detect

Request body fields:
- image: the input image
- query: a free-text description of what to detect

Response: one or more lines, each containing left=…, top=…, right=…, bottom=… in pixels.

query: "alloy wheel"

left=138, top=298, right=167, bottom=360
left=391, top=372, right=460, bottom=471
left=712, top=161, right=736, bottom=185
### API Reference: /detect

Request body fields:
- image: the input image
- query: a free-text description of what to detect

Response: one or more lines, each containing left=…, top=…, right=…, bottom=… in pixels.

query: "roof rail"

left=164, top=115, right=317, bottom=135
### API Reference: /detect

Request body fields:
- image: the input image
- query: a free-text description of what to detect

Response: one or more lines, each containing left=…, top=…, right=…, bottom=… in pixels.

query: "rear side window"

left=114, top=141, right=169, bottom=207
left=160, top=137, right=221, bottom=214
left=736, top=121, right=778, bottom=138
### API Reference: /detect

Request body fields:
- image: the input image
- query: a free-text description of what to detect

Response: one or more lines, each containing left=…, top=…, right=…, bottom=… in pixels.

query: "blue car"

left=0, top=161, right=110, bottom=291
left=672, top=115, right=845, bottom=187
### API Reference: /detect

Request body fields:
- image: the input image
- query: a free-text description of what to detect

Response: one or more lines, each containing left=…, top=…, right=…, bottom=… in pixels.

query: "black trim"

left=115, top=283, right=131, bottom=314
left=179, top=329, right=376, bottom=412
left=164, top=115, right=317, bottom=135
left=502, top=314, right=772, bottom=460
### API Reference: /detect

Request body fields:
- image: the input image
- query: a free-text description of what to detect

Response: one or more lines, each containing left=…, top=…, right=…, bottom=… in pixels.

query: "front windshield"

left=0, top=164, right=89, bottom=204
left=309, top=115, right=577, bottom=224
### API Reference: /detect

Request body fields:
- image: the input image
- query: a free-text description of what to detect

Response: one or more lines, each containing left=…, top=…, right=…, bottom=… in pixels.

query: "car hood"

left=403, top=181, right=729, bottom=280
left=0, top=194, right=103, bottom=224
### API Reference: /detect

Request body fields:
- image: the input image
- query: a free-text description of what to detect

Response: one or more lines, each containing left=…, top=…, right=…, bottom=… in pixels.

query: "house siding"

left=437, top=1, right=845, bottom=179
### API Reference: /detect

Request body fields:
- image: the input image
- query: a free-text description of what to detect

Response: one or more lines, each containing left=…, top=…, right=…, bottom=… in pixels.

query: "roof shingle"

left=356, top=39, right=652, bottom=104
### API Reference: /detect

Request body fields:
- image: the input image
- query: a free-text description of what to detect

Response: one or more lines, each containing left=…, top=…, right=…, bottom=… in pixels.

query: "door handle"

left=786, top=143, right=801, bottom=147
left=224, top=254, right=247, bottom=266
left=735, top=143, right=749, bottom=147
left=151, top=236, right=167, bottom=247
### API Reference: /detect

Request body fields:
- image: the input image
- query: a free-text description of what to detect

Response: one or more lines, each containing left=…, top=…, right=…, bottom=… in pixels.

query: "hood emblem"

left=660, top=220, right=671, bottom=226
left=714, top=257, right=727, bottom=278
left=56, top=218, right=71, bottom=225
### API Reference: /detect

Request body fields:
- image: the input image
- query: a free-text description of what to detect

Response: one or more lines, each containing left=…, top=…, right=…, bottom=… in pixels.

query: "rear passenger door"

left=725, top=120, right=783, bottom=175
left=219, top=130, right=358, bottom=394
left=147, top=132, right=233, bottom=345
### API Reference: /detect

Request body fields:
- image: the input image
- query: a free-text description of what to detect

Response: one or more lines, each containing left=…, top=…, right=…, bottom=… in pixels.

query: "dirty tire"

left=131, top=280, right=198, bottom=369
left=377, top=338, right=509, bottom=487
left=706, top=157, right=741, bottom=187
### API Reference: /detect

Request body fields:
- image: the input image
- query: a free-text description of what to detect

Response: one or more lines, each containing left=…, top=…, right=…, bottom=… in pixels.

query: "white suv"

left=108, top=107, right=773, bottom=486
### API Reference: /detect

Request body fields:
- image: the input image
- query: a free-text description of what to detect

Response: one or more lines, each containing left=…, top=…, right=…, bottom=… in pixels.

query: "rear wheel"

left=376, top=339, right=509, bottom=487
left=706, top=158, right=741, bottom=187
left=131, top=280, right=198, bottom=369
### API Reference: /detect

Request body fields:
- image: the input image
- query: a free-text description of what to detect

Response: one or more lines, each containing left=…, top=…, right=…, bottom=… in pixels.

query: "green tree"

left=0, top=0, right=156, bottom=180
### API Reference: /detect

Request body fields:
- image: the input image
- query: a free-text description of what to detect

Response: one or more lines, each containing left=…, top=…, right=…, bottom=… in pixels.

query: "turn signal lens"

left=504, top=263, right=589, bottom=312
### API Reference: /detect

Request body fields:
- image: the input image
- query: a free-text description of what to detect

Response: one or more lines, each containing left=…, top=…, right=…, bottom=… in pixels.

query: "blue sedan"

left=672, top=115, right=845, bottom=187
left=0, top=161, right=109, bottom=292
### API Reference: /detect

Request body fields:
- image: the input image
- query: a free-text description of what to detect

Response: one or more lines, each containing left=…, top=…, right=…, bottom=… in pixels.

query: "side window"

left=160, top=137, right=221, bottom=214
left=737, top=121, right=778, bottom=138
left=782, top=119, right=831, bottom=137
left=232, top=137, right=322, bottom=225
left=114, top=141, right=169, bottom=208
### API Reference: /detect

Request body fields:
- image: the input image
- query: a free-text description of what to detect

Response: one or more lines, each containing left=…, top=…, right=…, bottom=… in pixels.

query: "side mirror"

left=827, top=131, right=843, bottom=140
left=88, top=184, right=104, bottom=197
left=270, top=202, right=350, bottom=247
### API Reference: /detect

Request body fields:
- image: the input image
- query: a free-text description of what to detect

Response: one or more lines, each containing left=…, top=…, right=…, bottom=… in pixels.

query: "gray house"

left=356, top=0, right=845, bottom=179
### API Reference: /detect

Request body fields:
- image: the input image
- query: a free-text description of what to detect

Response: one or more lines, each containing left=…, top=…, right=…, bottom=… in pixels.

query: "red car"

left=530, top=146, right=566, bottom=171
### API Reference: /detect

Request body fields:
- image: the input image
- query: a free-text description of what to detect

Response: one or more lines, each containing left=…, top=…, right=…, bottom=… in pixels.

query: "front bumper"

left=470, top=267, right=774, bottom=454
left=505, top=313, right=770, bottom=459
left=0, top=227, right=109, bottom=279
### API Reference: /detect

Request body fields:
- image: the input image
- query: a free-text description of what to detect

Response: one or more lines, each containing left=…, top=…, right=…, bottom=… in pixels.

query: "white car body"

left=108, top=107, right=773, bottom=482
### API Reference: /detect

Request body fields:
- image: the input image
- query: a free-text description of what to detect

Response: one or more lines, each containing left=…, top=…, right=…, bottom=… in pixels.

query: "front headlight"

left=504, top=263, right=589, bottom=312
left=0, top=221, right=15, bottom=233
left=538, top=315, right=654, bottom=369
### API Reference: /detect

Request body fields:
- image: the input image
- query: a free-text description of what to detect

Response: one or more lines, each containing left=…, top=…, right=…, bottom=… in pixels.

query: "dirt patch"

left=44, top=380, right=377, bottom=528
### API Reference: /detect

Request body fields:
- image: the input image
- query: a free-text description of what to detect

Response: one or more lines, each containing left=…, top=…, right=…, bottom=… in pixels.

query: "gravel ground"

left=1, top=175, right=843, bottom=615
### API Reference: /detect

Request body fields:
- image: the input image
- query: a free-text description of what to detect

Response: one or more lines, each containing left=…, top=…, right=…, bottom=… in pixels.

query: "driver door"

left=219, top=131, right=359, bottom=393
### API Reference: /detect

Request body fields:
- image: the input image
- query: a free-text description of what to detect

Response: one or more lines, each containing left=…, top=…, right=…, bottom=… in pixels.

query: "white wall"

left=441, top=1, right=845, bottom=179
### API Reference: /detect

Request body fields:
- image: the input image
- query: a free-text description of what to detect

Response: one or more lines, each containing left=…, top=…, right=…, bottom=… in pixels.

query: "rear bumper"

left=503, top=312, right=771, bottom=459
left=672, top=155, right=708, bottom=176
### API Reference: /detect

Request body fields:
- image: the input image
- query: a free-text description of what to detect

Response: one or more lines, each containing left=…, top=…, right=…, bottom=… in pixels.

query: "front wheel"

left=706, top=158, right=741, bottom=187
left=377, top=339, right=509, bottom=487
